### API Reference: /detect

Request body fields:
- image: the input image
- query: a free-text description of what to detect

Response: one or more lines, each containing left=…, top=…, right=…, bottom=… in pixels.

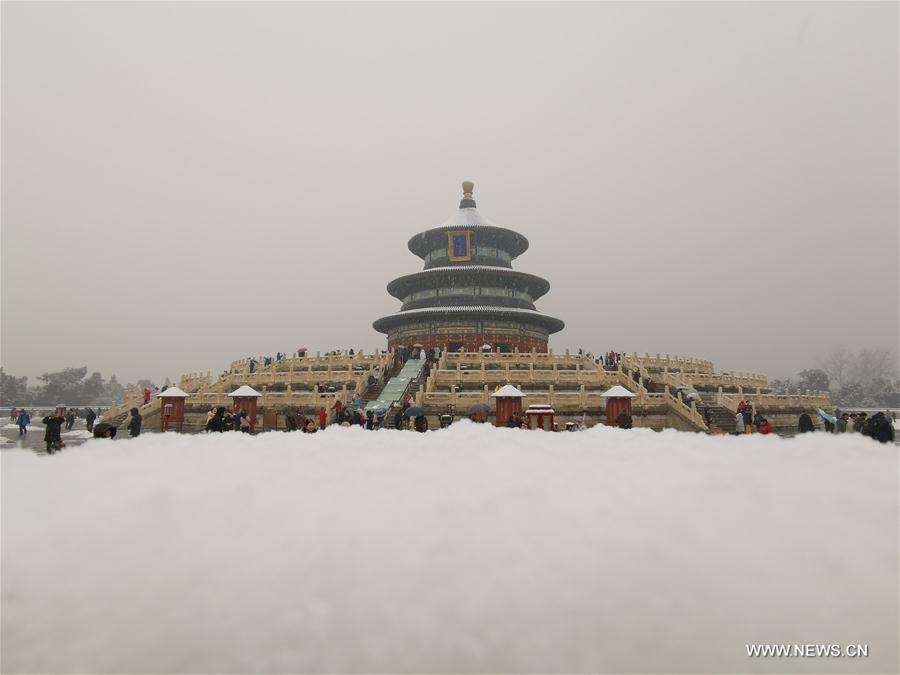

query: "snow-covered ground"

left=2, top=424, right=897, bottom=673
left=3, top=422, right=43, bottom=430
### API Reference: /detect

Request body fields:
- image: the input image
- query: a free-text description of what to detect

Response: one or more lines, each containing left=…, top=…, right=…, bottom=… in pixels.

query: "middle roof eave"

left=386, top=266, right=551, bottom=300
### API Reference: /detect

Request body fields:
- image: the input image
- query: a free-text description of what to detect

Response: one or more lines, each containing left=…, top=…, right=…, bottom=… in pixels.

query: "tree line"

left=0, top=367, right=161, bottom=407
left=771, top=347, right=899, bottom=408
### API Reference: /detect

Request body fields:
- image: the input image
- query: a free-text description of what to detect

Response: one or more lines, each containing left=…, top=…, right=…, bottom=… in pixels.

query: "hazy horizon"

left=2, top=2, right=898, bottom=387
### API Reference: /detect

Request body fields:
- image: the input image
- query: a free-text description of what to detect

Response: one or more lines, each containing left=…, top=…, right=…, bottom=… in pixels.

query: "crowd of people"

left=204, top=406, right=252, bottom=433
left=728, top=400, right=773, bottom=435
left=10, top=406, right=102, bottom=440
left=829, top=411, right=895, bottom=442
left=595, top=350, right=624, bottom=369
left=718, top=399, right=896, bottom=442
left=10, top=405, right=139, bottom=453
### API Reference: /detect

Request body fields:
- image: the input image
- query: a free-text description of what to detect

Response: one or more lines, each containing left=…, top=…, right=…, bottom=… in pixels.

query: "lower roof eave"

left=372, top=306, right=565, bottom=335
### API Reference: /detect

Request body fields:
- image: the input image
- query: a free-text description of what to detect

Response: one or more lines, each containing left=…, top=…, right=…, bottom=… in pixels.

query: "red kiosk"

left=525, top=404, right=555, bottom=431
left=491, top=384, right=526, bottom=427
left=158, top=386, right=190, bottom=432
left=601, top=385, right=636, bottom=427
left=229, top=385, right=262, bottom=432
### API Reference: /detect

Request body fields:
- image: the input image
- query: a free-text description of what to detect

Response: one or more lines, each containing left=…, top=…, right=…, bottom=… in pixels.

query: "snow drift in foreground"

left=2, top=425, right=897, bottom=674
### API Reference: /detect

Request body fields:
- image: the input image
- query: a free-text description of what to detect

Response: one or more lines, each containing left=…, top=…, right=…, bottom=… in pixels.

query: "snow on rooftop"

left=490, top=384, right=527, bottom=398
left=228, top=385, right=262, bottom=398
left=157, top=386, right=190, bottom=398
left=600, top=385, right=636, bottom=398
left=1, top=426, right=897, bottom=673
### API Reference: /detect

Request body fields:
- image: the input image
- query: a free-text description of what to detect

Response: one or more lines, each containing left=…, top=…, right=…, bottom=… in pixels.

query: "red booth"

left=229, top=385, right=262, bottom=432
left=491, top=384, right=526, bottom=427
left=159, top=386, right=190, bottom=432
left=601, top=385, right=636, bottom=427
left=525, top=404, right=555, bottom=431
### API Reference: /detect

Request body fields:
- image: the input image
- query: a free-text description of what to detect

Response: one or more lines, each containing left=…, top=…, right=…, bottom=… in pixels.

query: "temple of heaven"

left=373, top=182, right=564, bottom=353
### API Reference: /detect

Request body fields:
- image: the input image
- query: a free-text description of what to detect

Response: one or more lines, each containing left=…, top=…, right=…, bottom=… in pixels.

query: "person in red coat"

left=758, top=419, right=773, bottom=435
left=318, top=407, right=327, bottom=430
left=332, top=399, right=343, bottom=418
left=143, top=387, right=151, bottom=405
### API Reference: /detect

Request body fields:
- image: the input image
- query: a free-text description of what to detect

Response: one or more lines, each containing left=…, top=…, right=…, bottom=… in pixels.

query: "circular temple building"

left=373, top=182, right=564, bottom=353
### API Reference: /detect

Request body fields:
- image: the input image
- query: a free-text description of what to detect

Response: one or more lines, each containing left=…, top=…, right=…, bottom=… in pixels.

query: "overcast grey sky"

left=2, top=1, right=897, bottom=386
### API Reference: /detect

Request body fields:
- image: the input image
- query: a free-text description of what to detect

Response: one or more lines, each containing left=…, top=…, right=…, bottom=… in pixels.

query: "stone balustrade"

left=716, top=389, right=832, bottom=412
left=179, top=372, right=212, bottom=392
left=622, top=352, right=716, bottom=374
left=229, top=351, right=389, bottom=374
left=188, top=390, right=346, bottom=410
left=430, top=368, right=619, bottom=389
left=676, top=371, right=769, bottom=389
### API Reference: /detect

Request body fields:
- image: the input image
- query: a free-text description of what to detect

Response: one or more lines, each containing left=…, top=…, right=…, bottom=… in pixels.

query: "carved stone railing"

left=715, top=389, right=832, bottom=413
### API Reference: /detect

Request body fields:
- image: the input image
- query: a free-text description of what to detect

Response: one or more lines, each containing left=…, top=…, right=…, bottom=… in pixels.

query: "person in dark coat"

left=872, top=413, right=895, bottom=444
left=742, top=408, right=753, bottom=434
left=126, top=407, right=142, bottom=437
left=798, top=413, right=815, bottom=433
left=366, top=410, right=375, bottom=430
left=64, top=409, right=76, bottom=431
left=616, top=411, right=633, bottom=429
left=42, top=413, right=65, bottom=453
left=206, top=407, right=226, bottom=432
left=85, top=408, right=97, bottom=432
left=505, top=412, right=521, bottom=429
left=92, top=422, right=117, bottom=438
left=414, top=415, right=428, bottom=432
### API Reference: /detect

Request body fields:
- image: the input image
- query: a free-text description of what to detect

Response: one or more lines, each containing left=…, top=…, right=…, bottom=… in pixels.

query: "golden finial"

left=462, top=180, right=474, bottom=199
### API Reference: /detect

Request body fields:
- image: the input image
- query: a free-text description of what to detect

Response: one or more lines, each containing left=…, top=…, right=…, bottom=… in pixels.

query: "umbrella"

left=412, top=343, right=424, bottom=348
left=466, top=402, right=492, bottom=414
left=817, top=408, right=837, bottom=425
left=481, top=344, right=492, bottom=350
left=403, top=406, right=426, bottom=417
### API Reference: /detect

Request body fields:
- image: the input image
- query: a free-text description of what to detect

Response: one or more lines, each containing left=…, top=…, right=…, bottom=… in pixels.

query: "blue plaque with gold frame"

left=447, top=230, right=472, bottom=262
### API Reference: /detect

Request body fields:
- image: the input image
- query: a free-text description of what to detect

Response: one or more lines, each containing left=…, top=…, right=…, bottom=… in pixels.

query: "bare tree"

left=816, top=347, right=899, bottom=407
left=816, top=347, right=853, bottom=392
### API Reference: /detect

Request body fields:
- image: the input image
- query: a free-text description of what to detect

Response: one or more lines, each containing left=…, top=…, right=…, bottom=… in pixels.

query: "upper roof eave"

left=407, top=208, right=529, bottom=259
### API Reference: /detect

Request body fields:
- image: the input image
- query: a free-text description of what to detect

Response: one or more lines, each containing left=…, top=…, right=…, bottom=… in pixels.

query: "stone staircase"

left=360, top=363, right=401, bottom=406
left=701, top=403, right=737, bottom=433
left=365, top=357, right=426, bottom=413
